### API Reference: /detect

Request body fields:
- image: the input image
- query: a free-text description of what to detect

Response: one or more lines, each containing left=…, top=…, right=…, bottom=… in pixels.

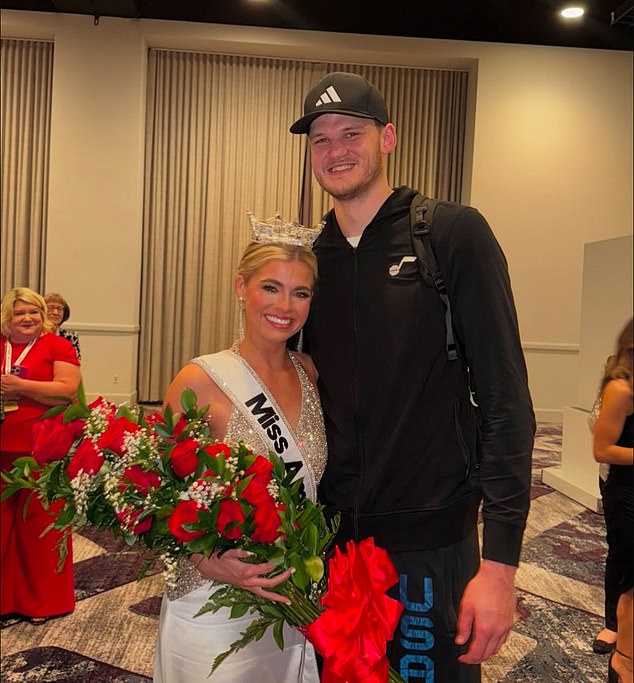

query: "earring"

left=296, top=328, right=304, bottom=353
left=238, top=298, right=245, bottom=341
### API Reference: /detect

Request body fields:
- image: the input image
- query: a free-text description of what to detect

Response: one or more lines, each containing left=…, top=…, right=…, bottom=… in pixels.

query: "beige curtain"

left=139, top=53, right=468, bottom=402
left=1, top=39, right=53, bottom=295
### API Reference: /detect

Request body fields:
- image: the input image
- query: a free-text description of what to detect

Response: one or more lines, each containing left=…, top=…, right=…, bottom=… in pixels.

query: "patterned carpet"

left=0, top=424, right=614, bottom=682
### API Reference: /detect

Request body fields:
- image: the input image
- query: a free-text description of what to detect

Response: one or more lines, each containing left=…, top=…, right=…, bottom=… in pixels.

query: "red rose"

left=146, top=412, right=187, bottom=439
left=32, top=413, right=79, bottom=464
left=216, top=499, right=245, bottom=540
left=66, top=439, right=105, bottom=480
left=168, top=500, right=205, bottom=542
left=145, top=411, right=164, bottom=429
left=96, top=416, right=141, bottom=455
left=88, top=396, right=117, bottom=419
left=116, top=508, right=152, bottom=536
left=205, top=443, right=232, bottom=458
left=172, top=415, right=188, bottom=438
left=251, top=500, right=284, bottom=543
left=245, top=455, right=273, bottom=485
left=242, top=479, right=271, bottom=507
left=242, top=455, right=275, bottom=508
left=121, top=465, right=161, bottom=494
left=170, top=438, right=200, bottom=478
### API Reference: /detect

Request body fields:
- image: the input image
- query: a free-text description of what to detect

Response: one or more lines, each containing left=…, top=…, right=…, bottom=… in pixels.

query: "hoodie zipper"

left=352, top=244, right=361, bottom=541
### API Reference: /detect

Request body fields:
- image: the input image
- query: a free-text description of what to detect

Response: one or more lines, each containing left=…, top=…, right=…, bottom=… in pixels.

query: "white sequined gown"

left=153, top=351, right=327, bottom=683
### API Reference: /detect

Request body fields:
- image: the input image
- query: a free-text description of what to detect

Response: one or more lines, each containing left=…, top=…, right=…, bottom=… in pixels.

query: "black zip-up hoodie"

left=305, top=186, right=535, bottom=566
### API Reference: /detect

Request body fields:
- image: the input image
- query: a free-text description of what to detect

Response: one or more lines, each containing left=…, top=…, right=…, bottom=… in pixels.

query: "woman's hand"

left=10, top=361, right=80, bottom=406
left=192, top=549, right=293, bottom=604
left=0, top=373, right=22, bottom=400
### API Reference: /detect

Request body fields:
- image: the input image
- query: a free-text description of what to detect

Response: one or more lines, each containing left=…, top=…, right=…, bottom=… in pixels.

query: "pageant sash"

left=194, top=350, right=317, bottom=501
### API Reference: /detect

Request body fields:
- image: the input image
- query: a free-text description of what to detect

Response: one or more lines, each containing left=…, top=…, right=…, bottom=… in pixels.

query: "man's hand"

left=455, top=559, right=517, bottom=664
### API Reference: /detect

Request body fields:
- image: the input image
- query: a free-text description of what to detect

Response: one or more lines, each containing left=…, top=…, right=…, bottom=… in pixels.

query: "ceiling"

left=2, top=0, right=633, bottom=51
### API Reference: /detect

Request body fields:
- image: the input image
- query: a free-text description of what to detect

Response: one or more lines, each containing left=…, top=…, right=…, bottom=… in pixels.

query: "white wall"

left=2, top=10, right=632, bottom=415
left=46, top=17, right=147, bottom=402
left=469, top=45, right=632, bottom=421
left=542, top=234, right=633, bottom=511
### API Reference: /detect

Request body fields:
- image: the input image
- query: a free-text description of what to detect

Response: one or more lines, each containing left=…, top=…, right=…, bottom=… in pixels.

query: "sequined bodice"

left=167, top=346, right=327, bottom=600
left=223, top=349, right=327, bottom=491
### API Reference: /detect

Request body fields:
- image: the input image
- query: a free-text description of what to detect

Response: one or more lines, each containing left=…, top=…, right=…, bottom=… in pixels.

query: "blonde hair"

left=237, top=242, right=318, bottom=285
left=1, top=287, right=55, bottom=337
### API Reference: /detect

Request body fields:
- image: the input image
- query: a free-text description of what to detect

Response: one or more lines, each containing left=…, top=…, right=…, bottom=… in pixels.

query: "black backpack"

left=409, top=192, right=458, bottom=361
left=410, top=194, right=484, bottom=452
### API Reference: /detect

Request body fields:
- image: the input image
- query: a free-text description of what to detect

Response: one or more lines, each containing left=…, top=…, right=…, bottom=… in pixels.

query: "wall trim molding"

left=522, top=341, right=579, bottom=354
left=534, top=407, right=564, bottom=423
left=67, top=323, right=140, bottom=335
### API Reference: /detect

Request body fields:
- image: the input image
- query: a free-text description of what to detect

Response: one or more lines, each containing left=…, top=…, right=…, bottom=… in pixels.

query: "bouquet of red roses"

left=1, top=385, right=405, bottom=683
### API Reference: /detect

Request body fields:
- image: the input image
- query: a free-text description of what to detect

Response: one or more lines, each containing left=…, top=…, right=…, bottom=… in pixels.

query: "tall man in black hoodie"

left=290, top=72, right=535, bottom=682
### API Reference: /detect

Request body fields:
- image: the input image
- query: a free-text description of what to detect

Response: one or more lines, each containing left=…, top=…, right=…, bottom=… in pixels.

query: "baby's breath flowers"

left=1, top=386, right=404, bottom=683
left=0, top=384, right=338, bottom=614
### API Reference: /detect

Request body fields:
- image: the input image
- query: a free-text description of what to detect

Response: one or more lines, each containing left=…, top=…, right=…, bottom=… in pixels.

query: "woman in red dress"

left=1, top=287, right=81, bottom=623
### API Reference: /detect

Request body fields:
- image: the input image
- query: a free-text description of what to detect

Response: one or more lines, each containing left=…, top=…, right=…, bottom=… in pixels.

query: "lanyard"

left=3, top=338, right=36, bottom=374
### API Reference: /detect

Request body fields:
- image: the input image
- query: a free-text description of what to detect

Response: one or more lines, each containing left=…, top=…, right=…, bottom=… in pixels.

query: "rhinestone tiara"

left=247, top=211, right=323, bottom=248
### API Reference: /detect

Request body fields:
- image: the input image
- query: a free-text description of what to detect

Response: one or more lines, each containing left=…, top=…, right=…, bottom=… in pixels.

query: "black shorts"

left=386, top=529, right=481, bottom=683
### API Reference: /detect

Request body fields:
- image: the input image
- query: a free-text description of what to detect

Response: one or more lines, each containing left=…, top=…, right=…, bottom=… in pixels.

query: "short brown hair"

left=45, top=292, right=71, bottom=324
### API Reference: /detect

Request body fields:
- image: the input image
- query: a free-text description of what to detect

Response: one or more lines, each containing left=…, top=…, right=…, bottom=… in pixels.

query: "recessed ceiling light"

left=560, top=6, right=585, bottom=19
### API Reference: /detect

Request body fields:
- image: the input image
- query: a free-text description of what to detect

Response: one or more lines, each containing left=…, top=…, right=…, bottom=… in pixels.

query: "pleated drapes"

left=138, top=52, right=468, bottom=401
left=1, top=39, right=53, bottom=295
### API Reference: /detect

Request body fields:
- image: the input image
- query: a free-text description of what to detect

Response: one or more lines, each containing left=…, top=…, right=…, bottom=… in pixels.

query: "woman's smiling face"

left=237, top=258, right=314, bottom=344
left=10, top=299, right=43, bottom=342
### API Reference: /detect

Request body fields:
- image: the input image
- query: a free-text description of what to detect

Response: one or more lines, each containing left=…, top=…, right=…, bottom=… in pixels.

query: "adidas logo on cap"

left=315, top=86, right=342, bottom=107
left=290, top=71, right=389, bottom=134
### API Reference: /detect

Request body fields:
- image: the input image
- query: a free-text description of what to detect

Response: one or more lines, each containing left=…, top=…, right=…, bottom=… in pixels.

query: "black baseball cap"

left=290, top=72, right=389, bottom=134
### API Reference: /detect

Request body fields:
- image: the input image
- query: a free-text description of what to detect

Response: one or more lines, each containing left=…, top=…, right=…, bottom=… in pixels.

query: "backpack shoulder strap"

left=409, top=192, right=458, bottom=361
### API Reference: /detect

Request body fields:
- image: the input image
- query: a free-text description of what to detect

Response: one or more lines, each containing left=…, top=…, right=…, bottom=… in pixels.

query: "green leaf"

left=230, top=603, right=249, bottom=619
left=42, top=403, right=69, bottom=419
left=305, top=520, right=319, bottom=555
left=210, top=648, right=235, bottom=674
left=76, top=378, right=87, bottom=407
left=63, top=403, right=90, bottom=422
left=116, top=404, right=138, bottom=421
left=272, top=619, right=285, bottom=650
left=152, top=422, right=173, bottom=439
left=289, top=556, right=309, bottom=590
left=259, top=603, right=283, bottom=619
left=209, top=614, right=275, bottom=675
left=54, top=504, right=76, bottom=528
left=9, top=455, right=39, bottom=471
left=180, top=387, right=198, bottom=413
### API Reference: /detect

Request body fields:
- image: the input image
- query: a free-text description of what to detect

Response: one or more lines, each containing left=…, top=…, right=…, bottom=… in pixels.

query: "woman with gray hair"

left=44, top=292, right=81, bottom=360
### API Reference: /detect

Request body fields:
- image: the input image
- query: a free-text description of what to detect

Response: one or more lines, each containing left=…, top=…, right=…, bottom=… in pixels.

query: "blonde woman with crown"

left=153, top=215, right=326, bottom=683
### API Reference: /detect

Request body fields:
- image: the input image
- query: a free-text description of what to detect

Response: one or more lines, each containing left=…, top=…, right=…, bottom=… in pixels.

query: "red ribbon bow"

left=303, top=537, right=403, bottom=683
